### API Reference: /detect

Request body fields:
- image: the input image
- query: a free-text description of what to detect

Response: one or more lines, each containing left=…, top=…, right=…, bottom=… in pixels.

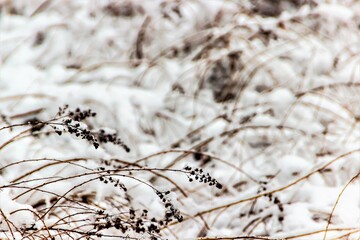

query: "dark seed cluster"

left=273, top=196, right=284, bottom=212
left=258, top=181, right=284, bottom=213
left=52, top=117, right=100, bottom=149
left=240, top=181, right=284, bottom=221
left=98, top=167, right=128, bottom=192
left=192, top=152, right=212, bottom=165
left=68, top=107, right=96, bottom=121
left=93, top=208, right=162, bottom=237
left=184, top=166, right=223, bottom=189
left=25, top=117, right=45, bottom=134
left=94, top=129, right=131, bottom=152
left=155, top=190, right=183, bottom=223
left=52, top=106, right=130, bottom=151
left=57, top=104, right=69, bottom=116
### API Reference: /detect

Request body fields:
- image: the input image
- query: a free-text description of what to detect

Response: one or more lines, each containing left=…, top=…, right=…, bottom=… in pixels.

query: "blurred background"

left=0, top=0, right=359, bottom=239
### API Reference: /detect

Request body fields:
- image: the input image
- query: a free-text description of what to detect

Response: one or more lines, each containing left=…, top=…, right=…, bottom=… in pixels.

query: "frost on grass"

left=0, top=0, right=360, bottom=239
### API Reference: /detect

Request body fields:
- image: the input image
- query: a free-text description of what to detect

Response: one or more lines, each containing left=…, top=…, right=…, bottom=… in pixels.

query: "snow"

left=0, top=0, right=359, bottom=239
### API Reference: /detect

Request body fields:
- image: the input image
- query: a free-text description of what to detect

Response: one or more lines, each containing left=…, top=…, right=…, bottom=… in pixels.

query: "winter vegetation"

left=0, top=0, right=359, bottom=239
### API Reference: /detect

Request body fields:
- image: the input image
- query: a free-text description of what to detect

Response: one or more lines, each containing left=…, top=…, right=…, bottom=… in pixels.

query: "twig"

left=323, top=172, right=360, bottom=240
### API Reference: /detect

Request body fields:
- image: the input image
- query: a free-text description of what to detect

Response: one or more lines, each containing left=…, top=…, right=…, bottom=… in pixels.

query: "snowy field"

left=0, top=0, right=360, bottom=239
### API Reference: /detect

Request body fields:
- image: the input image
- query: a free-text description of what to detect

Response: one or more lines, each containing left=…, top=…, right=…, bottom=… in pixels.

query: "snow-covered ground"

left=0, top=0, right=359, bottom=239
